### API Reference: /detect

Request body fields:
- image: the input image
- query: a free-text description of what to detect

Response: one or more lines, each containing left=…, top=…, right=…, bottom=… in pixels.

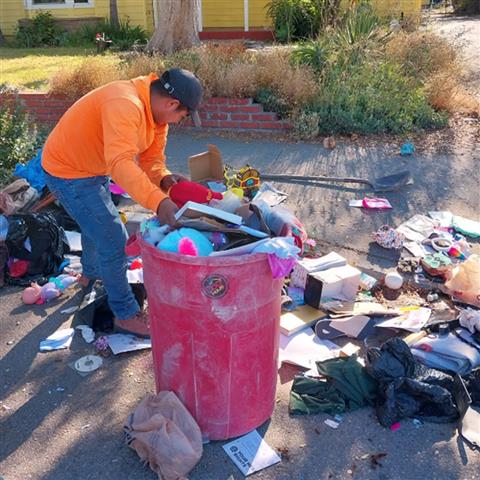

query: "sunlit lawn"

left=0, top=47, right=121, bottom=91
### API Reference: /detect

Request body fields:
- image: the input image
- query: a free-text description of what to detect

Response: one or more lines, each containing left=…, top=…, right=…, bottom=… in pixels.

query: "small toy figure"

left=22, top=274, right=79, bottom=305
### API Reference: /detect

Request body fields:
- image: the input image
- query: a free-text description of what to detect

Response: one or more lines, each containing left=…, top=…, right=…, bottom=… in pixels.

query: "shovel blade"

left=373, top=171, right=413, bottom=192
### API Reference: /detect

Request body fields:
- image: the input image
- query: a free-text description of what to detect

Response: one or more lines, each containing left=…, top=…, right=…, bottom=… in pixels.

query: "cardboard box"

left=291, top=252, right=347, bottom=288
left=304, top=264, right=361, bottom=308
left=188, top=144, right=224, bottom=183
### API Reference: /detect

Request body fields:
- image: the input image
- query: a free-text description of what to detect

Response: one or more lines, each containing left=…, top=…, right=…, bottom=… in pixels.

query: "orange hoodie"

left=42, top=73, right=170, bottom=212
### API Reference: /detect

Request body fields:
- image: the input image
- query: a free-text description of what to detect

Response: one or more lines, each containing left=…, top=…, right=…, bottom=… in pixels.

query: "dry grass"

left=48, top=43, right=319, bottom=111
left=387, top=30, right=479, bottom=114
left=426, top=71, right=480, bottom=115
left=119, top=53, right=166, bottom=80
left=49, top=56, right=120, bottom=99
left=387, top=31, right=459, bottom=80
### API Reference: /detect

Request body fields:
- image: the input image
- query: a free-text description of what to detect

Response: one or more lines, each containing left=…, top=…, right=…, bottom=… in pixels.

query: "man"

left=42, top=68, right=203, bottom=337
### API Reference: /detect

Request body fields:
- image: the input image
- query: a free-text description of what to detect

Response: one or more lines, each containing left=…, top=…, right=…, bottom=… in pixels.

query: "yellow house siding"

left=202, top=0, right=244, bottom=28
left=1, top=0, right=25, bottom=36
left=372, top=0, right=422, bottom=17
left=144, top=0, right=154, bottom=34
left=249, top=0, right=270, bottom=28
left=116, top=0, right=148, bottom=30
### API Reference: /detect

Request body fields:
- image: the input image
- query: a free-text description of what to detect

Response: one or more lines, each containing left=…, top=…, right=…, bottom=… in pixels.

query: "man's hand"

left=156, top=198, right=179, bottom=227
left=160, top=173, right=189, bottom=191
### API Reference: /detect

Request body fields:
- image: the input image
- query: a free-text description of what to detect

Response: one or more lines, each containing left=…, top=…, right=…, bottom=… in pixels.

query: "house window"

left=26, top=0, right=93, bottom=8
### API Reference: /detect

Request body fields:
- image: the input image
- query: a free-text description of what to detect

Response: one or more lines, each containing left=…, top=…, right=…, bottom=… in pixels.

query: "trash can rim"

left=138, top=236, right=269, bottom=266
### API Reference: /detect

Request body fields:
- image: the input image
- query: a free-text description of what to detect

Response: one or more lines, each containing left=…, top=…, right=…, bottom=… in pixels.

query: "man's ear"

left=166, top=98, right=181, bottom=111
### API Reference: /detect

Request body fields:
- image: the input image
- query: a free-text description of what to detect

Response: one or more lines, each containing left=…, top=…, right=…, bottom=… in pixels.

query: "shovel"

left=261, top=170, right=413, bottom=192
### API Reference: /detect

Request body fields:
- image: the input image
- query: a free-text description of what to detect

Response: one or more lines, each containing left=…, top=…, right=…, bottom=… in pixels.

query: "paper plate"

left=74, top=355, right=103, bottom=373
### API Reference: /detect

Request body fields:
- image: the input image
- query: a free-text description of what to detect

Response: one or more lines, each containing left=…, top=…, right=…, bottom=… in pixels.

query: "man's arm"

left=101, top=99, right=167, bottom=212
left=138, top=124, right=172, bottom=189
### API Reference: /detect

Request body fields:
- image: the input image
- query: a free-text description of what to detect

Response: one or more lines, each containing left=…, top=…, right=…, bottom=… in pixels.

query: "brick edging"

left=0, top=93, right=292, bottom=132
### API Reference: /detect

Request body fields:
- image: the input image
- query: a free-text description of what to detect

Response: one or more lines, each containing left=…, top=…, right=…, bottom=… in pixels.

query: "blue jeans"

left=44, top=172, right=140, bottom=320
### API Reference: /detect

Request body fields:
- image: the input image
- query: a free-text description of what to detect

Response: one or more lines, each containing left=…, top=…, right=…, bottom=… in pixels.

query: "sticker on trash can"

left=201, top=274, right=228, bottom=298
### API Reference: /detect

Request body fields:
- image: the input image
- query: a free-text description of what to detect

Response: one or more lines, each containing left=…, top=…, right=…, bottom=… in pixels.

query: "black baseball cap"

left=159, top=68, right=203, bottom=127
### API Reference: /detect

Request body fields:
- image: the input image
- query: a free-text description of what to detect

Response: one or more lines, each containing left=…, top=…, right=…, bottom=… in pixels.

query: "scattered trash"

left=459, top=308, right=480, bottom=334
left=384, top=271, right=403, bottom=290
left=6, top=340, right=14, bottom=346
left=400, top=142, right=415, bottom=155
left=324, top=418, right=340, bottom=429
left=223, top=429, right=281, bottom=476
left=427, top=293, right=439, bottom=302
left=94, top=335, right=110, bottom=352
left=39, top=328, right=75, bottom=352
left=413, top=418, right=423, bottom=428
left=76, top=325, right=95, bottom=344
left=373, top=225, right=404, bottom=250
left=74, top=355, right=103, bottom=374
left=349, top=198, right=392, bottom=209
left=390, top=422, right=401, bottom=431
left=106, top=334, right=151, bottom=355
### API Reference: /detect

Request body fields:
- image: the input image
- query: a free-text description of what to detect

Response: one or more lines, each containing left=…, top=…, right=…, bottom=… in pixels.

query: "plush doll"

left=169, top=181, right=223, bottom=208
left=157, top=228, right=213, bottom=257
left=22, top=274, right=78, bottom=305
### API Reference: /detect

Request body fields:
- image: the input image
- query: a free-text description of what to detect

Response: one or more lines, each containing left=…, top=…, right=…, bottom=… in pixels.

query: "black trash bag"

left=366, top=337, right=458, bottom=427
left=76, top=281, right=146, bottom=332
left=6, top=212, right=68, bottom=278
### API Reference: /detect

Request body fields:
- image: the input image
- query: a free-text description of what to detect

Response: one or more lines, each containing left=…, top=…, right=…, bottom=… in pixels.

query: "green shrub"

left=309, top=61, right=448, bottom=135
left=266, top=0, right=342, bottom=42
left=0, top=86, right=43, bottom=187
left=292, top=110, right=320, bottom=139
left=62, top=18, right=148, bottom=50
left=255, top=88, right=290, bottom=118
left=15, top=12, right=65, bottom=47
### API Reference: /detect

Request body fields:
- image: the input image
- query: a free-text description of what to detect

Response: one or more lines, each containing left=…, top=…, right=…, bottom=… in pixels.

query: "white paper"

left=349, top=199, right=364, bottom=207
left=376, top=307, right=431, bottom=332
left=223, top=430, right=281, bottom=476
left=429, top=211, right=453, bottom=228
left=279, top=330, right=339, bottom=369
left=403, top=241, right=430, bottom=258
left=127, top=268, right=144, bottom=284
left=106, top=333, right=151, bottom=354
left=76, top=325, right=95, bottom=343
left=65, top=231, right=82, bottom=252
left=39, top=328, right=75, bottom=351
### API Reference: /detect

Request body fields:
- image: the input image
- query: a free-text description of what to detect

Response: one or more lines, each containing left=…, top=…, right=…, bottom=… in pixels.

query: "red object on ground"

left=8, top=259, right=29, bottom=277
left=169, top=181, right=223, bottom=208
left=140, top=237, right=283, bottom=440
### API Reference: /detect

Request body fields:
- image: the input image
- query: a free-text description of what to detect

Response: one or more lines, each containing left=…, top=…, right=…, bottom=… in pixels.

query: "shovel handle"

left=261, top=173, right=374, bottom=188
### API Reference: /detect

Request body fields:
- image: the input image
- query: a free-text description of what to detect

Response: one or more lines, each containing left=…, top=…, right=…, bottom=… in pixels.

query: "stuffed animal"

left=169, top=181, right=223, bottom=208
left=157, top=228, right=213, bottom=257
left=22, top=274, right=78, bottom=305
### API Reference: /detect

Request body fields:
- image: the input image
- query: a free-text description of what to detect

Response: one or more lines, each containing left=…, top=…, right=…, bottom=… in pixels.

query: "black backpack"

left=6, top=212, right=68, bottom=279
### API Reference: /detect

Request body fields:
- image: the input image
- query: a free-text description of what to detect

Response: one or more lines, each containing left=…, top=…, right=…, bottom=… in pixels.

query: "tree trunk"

left=110, top=0, right=120, bottom=29
left=147, top=0, right=200, bottom=54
